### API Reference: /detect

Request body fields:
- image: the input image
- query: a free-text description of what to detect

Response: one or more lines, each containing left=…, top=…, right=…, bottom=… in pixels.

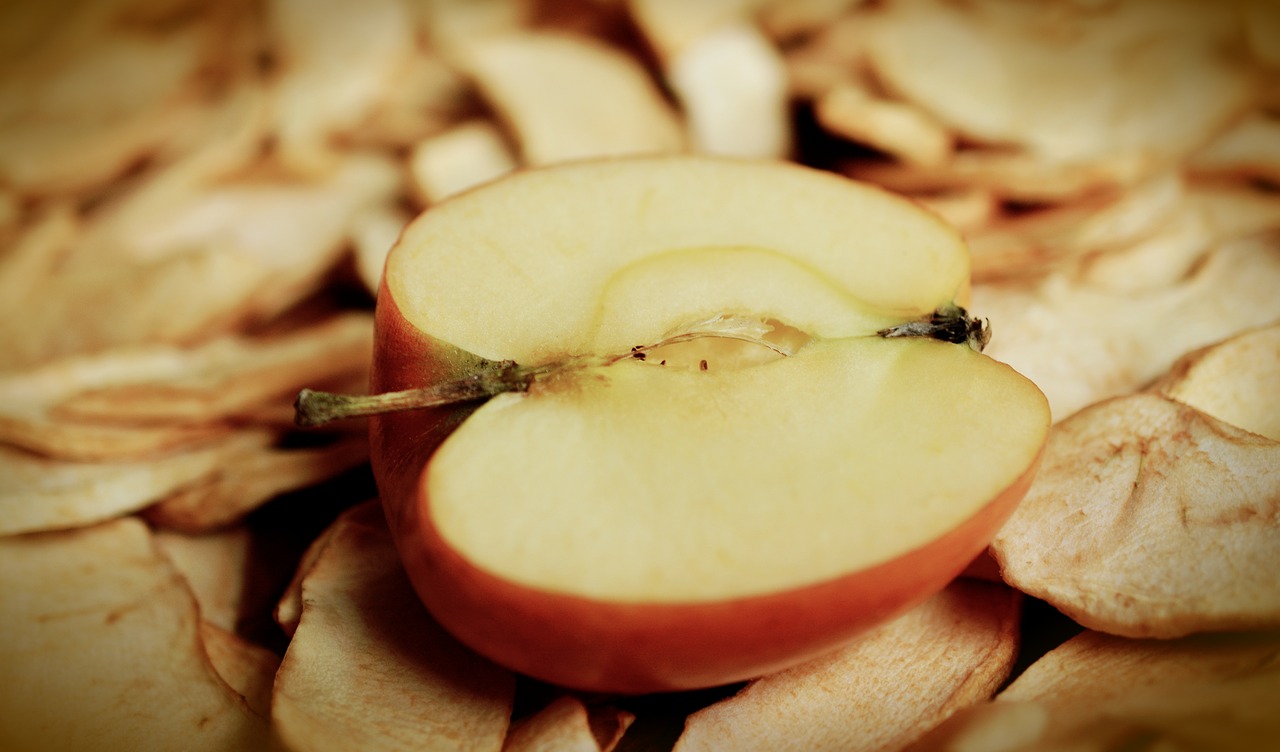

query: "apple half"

left=366, top=156, right=1049, bottom=693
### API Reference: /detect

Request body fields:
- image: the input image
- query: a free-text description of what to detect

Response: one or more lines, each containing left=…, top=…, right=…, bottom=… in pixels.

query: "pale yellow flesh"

left=388, top=157, right=971, bottom=364
left=429, top=335, right=1046, bottom=602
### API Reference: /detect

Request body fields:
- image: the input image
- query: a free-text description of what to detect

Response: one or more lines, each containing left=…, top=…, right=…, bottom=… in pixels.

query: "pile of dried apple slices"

left=307, top=155, right=1051, bottom=693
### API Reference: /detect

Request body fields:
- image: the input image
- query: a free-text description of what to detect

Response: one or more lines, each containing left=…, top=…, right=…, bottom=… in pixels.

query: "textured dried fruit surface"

left=993, top=393, right=1280, bottom=637
left=2, top=0, right=1278, bottom=746
left=271, top=501, right=515, bottom=752
left=0, top=518, right=270, bottom=751
left=675, top=580, right=1021, bottom=752
left=912, top=630, right=1280, bottom=751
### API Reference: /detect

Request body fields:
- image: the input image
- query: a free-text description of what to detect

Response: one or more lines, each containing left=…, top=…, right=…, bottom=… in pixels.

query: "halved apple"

left=365, top=155, right=1049, bottom=693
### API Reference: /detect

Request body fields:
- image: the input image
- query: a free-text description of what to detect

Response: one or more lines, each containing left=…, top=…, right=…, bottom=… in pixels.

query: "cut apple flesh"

left=431, top=335, right=1045, bottom=602
left=386, top=157, right=972, bottom=363
left=372, top=156, right=1049, bottom=692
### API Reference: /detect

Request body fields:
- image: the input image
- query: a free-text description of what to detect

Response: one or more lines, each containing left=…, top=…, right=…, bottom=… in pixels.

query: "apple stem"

left=293, top=360, right=538, bottom=427
left=293, top=310, right=991, bottom=427
left=292, top=324, right=794, bottom=427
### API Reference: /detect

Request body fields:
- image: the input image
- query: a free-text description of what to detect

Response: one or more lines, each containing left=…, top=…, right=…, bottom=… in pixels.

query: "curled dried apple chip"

left=455, top=30, right=684, bottom=165
left=267, top=0, right=416, bottom=174
left=0, top=5, right=220, bottom=195
left=964, top=170, right=1184, bottom=281
left=758, top=0, right=872, bottom=44
left=914, top=630, right=1280, bottom=751
left=1151, top=322, right=1280, bottom=442
left=297, top=155, right=1052, bottom=692
left=271, top=500, right=515, bottom=752
left=155, top=526, right=258, bottom=634
left=0, top=430, right=273, bottom=537
left=629, top=0, right=792, bottom=157
left=815, top=82, right=953, bottom=168
left=143, top=434, right=369, bottom=532
left=845, top=148, right=1152, bottom=204
left=863, top=0, right=1252, bottom=167
left=407, top=120, right=517, bottom=206
left=48, top=312, right=373, bottom=429
left=0, top=517, right=269, bottom=751
left=351, top=202, right=414, bottom=296
left=991, top=389, right=1280, bottom=637
left=665, top=21, right=792, bottom=158
left=1190, top=112, right=1280, bottom=184
left=910, top=187, right=999, bottom=235
left=974, top=236, right=1280, bottom=420
left=0, top=312, right=371, bottom=460
left=199, top=622, right=279, bottom=720
left=504, top=696, right=634, bottom=752
left=3, top=155, right=397, bottom=371
left=675, top=580, right=1021, bottom=752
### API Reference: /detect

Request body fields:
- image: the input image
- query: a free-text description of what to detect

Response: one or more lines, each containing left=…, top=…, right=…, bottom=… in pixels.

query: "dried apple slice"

left=1079, top=181, right=1280, bottom=293
left=628, top=0, right=791, bottom=156
left=913, top=630, right=1280, bottom=751
left=974, top=236, right=1280, bottom=420
left=1190, top=113, right=1280, bottom=184
left=1150, top=322, right=1280, bottom=441
left=4, top=155, right=397, bottom=371
left=0, top=517, right=269, bottom=751
left=1000, top=629, right=1280, bottom=705
left=155, top=526, right=257, bottom=633
left=964, top=170, right=1184, bottom=280
left=267, top=0, right=416, bottom=174
left=845, top=148, right=1152, bottom=203
left=52, top=312, right=374, bottom=427
left=360, top=155, right=1050, bottom=692
left=351, top=202, right=415, bottom=296
left=199, top=622, right=279, bottom=720
left=665, top=21, right=791, bottom=158
left=272, top=500, right=515, bottom=751
left=758, top=0, right=871, bottom=43
left=910, top=187, right=999, bottom=235
left=409, top=0, right=534, bottom=53
left=781, top=13, right=872, bottom=98
left=991, top=391, right=1280, bottom=638
left=0, top=430, right=273, bottom=537
left=0, top=312, right=371, bottom=460
left=143, top=435, right=369, bottom=532
left=0, top=203, right=78, bottom=339
left=674, top=579, right=1021, bottom=752
left=627, top=0, right=763, bottom=57
left=1244, top=0, right=1280, bottom=68
left=863, top=0, right=1253, bottom=166
left=815, top=82, right=953, bottom=167
left=407, top=120, right=517, bottom=205
left=504, top=697, right=634, bottom=752
left=350, top=50, right=471, bottom=149
left=454, top=31, right=684, bottom=165
left=0, top=353, right=227, bottom=461
left=274, top=515, right=342, bottom=637
left=0, top=6, right=221, bottom=194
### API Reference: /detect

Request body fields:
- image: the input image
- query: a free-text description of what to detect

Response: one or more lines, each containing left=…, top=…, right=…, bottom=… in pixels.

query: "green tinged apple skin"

left=371, top=277, right=1045, bottom=694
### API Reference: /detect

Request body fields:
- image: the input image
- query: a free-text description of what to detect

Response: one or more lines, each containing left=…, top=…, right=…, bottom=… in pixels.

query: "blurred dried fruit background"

left=2, top=0, right=1278, bottom=750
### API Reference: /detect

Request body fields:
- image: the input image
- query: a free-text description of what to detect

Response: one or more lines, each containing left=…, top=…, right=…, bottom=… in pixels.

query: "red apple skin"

left=371, top=278, right=1042, bottom=694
